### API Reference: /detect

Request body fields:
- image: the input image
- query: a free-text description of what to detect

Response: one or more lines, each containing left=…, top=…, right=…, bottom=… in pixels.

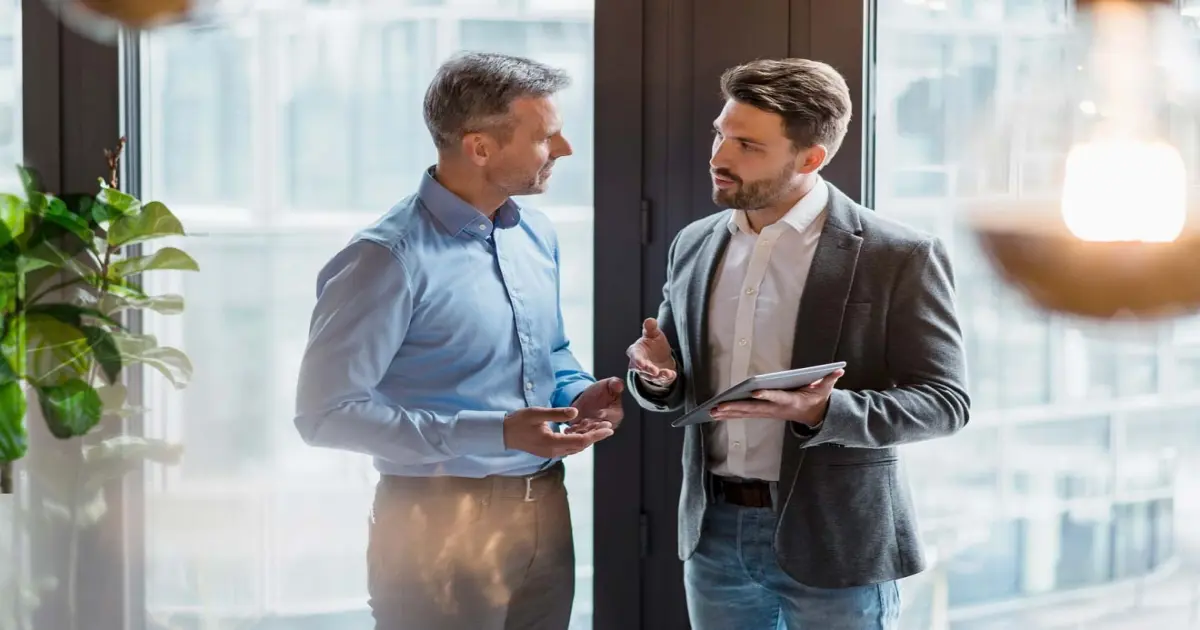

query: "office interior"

left=4, top=0, right=1200, bottom=629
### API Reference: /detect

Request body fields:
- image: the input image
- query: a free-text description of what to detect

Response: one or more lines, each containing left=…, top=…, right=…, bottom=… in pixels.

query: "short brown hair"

left=719, top=58, right=852, bottom=160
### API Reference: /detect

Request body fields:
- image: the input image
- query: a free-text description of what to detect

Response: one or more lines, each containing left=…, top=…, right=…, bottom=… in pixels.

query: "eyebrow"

left=712, top=123, right=766, bottom=147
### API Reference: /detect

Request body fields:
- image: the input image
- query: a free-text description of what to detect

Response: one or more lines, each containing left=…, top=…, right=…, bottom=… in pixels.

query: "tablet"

left=670, top=361, right=846, bottom=427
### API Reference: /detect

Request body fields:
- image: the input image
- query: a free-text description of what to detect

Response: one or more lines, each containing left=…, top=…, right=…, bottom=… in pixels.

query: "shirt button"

left=525, top=381, right=534, bottom=391
left=733, top=441, right=741, bottom=449
left=479, top=223, right=488, bottom=230
left=745, top=287, right=756, bottom=295
left=738, top=338, right=748, bottom=347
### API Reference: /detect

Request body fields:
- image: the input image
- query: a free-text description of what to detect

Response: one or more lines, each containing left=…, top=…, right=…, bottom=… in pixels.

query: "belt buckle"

left=523, top=475, right=535, bottom=502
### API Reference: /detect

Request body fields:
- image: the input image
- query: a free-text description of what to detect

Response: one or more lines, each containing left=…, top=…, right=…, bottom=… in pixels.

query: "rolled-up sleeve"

left=293, top=240, right=505, bottom=464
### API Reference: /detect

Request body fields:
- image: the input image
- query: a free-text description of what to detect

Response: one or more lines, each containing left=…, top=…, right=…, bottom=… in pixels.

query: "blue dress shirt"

left=294, top=167, right=595, bottom=478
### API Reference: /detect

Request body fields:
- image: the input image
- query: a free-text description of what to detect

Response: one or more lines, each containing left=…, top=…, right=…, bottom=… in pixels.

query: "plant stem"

left=66, top=450, right=81, bottom=630
left=0, top=462, right=11, bottom=494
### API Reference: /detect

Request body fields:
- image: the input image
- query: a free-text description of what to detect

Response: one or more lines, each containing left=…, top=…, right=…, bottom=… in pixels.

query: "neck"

left=744, top=177, right=820, bottom=233
left=434, top=156, right=508, bottom=218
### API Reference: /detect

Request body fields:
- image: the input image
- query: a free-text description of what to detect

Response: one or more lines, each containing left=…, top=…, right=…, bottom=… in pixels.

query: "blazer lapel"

left=790, top=183, right=864, bottom=370
left=685, top=218, right=731, bottom=404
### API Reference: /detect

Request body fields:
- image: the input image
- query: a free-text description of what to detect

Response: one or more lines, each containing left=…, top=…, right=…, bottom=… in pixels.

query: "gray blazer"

left=629, top=182, right=970, bottom=589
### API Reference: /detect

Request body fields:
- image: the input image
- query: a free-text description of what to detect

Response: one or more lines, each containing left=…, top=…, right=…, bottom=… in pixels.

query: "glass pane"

left=0, top=0, right=17, bottom=195
left=0, top=3, right=18, bottom=629
left=875, top=1, right=1200, bottom=627
left=136, top=2, right=595, bottom=627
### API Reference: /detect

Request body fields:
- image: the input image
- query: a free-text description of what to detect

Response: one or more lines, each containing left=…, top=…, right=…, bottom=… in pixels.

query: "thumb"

left=643, top=318, right=661, bottom=339
left=606, top=377, right=625, bottom=396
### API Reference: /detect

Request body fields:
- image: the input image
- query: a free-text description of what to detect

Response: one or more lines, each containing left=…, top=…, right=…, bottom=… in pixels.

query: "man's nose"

left=710, top=139, right=733, bottom=169
left=553, top=134, right=573, bottom=158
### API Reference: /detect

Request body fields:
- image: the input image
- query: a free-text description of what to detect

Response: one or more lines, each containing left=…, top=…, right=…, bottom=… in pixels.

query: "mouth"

left=712, top=173, right=737, bottom=189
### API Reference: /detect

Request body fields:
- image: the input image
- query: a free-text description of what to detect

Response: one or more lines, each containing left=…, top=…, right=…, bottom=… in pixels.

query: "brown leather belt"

left=712, top=475, right=773, bottom=508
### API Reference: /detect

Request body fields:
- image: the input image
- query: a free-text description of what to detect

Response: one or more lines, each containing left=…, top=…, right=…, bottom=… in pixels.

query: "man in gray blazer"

left=627, top=58, right=970, bottom=629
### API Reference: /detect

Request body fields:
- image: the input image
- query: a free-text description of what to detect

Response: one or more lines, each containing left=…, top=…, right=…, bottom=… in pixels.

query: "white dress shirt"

left=707, top=178, right=829, bottom=481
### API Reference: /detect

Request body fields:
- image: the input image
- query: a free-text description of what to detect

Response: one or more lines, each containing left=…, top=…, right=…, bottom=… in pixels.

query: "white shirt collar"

left=728, top=176, right=829, bottom=236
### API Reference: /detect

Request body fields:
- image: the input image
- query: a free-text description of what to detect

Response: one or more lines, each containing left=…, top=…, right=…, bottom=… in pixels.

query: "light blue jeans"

left=684, top=501, right=901, bottom=630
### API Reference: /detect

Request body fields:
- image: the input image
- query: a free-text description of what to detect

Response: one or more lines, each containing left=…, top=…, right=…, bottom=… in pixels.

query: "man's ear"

left=796, top=144, right=828, bottom=174
left=462, top=132, right=494, bottom=167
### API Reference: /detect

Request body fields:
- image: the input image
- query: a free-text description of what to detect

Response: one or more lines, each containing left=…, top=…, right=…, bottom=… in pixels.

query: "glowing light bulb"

left=964, top=0, right=1200, bottom=319
left=1060, top=139, right=1186, bottom=242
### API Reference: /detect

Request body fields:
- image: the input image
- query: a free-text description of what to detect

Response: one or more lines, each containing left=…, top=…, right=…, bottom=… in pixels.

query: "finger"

left=711, top=401, right=779, bottom=418
left=807, top=370, right=846, bottom=389
left=565, top=420, right=613, bottom=434
left=550, top=428, right=613, bottom=453
left=632, top=359, right=661, bottom=378
left=643, top=318, right=661, bottom=339
left=750, top=389, right=791, bottom=403
left=638, top=367, right=675, bottom=385
left=528, top=406, right=579, bottom=423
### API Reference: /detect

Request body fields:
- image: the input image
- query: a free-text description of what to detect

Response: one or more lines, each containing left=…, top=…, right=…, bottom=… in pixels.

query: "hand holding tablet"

left=671, top=361, right=846, bottom=427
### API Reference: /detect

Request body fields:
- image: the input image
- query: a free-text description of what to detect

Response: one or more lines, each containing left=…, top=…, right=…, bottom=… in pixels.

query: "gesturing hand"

left=566, top=377, right=626, bottom=433
left=503, top=407, right=613, bottom=459
left=626, top=318, right=677, bottom=387
left=709, top=369, right=845, bottom=426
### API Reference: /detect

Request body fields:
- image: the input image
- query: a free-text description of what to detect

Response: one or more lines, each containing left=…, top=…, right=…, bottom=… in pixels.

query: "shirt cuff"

left=450, top=410, right=508, bottom=454
left=555, top=379, right=594, bottom=409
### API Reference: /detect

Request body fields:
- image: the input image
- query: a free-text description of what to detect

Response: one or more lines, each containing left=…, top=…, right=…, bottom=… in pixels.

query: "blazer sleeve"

left=797, top=236, right=970, bottom=448
left=628, top=232, right=687, bottom=413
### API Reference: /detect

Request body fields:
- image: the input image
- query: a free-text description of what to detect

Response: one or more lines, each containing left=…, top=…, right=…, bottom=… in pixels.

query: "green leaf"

left=81, top=326, right=122, bottom=384
left=82, top=436, right=182, bottom=494
left=0, top=380, right=27, bottom=462
left=97, top=382, right=126, bottom=407
left=1, top=312, right=24, bottom=381
left=26, top=303, right=123, bottom=331
left=24, top=314, right=90, bottom=384
left=111, top=247, right=199, bottom=278
left=112, top=333, right=192, bottom=389
left=36, top=378, right=102, bottom=439
left=0, top=334, right=17, bottom=383
left=41, top=196, right=94, bottom=244
left=0, top=194, right=26, bottom=244
left=100, top=292, right=184, bottom=317
left=107, top=202, right=184, bottom=247
left=95, top=187, right=140, bottom=222
left=17, top=165, right=41, bottom=199
left=136, top=347, right=192, bottom=389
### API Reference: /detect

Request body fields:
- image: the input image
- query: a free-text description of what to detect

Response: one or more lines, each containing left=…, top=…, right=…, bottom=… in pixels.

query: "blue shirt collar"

left=417, top=166, right=522, bottom=239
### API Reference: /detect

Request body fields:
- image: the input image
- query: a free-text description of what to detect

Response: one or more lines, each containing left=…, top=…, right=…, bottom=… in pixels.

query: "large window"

left=876, top=1, right=1200, bottom=626
left=0, top=1, right=18, bottom=628
left=135, top=1, right=596, bottom=627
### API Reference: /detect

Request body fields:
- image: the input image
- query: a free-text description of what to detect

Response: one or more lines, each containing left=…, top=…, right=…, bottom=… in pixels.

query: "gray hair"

left=423, top=51, right=571, bottom=151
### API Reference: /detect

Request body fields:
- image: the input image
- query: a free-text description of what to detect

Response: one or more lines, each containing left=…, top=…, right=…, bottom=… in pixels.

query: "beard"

left=490, top=160, right=555, bottom=197
left=711, top=161, right=795, bottom=211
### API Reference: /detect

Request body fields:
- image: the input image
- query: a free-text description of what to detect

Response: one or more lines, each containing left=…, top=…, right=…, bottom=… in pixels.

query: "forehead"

left=510, top=96, right=561, bottom=131
left=714, top=99, right=786, bottom=139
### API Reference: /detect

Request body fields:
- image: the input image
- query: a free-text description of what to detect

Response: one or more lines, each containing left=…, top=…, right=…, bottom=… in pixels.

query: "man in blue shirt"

left=294, top=51, right=622, bottom=630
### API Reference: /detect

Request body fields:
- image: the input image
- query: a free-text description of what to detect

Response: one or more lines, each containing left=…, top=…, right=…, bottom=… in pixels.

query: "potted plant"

left=0, top=137, right=197, bottom=630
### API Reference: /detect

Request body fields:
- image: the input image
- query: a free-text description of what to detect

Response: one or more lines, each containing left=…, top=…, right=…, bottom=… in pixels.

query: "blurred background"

left=5, top=0, right=1200, bottom=629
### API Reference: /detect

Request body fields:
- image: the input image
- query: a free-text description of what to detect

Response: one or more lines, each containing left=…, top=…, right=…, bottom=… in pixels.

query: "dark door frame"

left=594, top=0, right=870, bottom=627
